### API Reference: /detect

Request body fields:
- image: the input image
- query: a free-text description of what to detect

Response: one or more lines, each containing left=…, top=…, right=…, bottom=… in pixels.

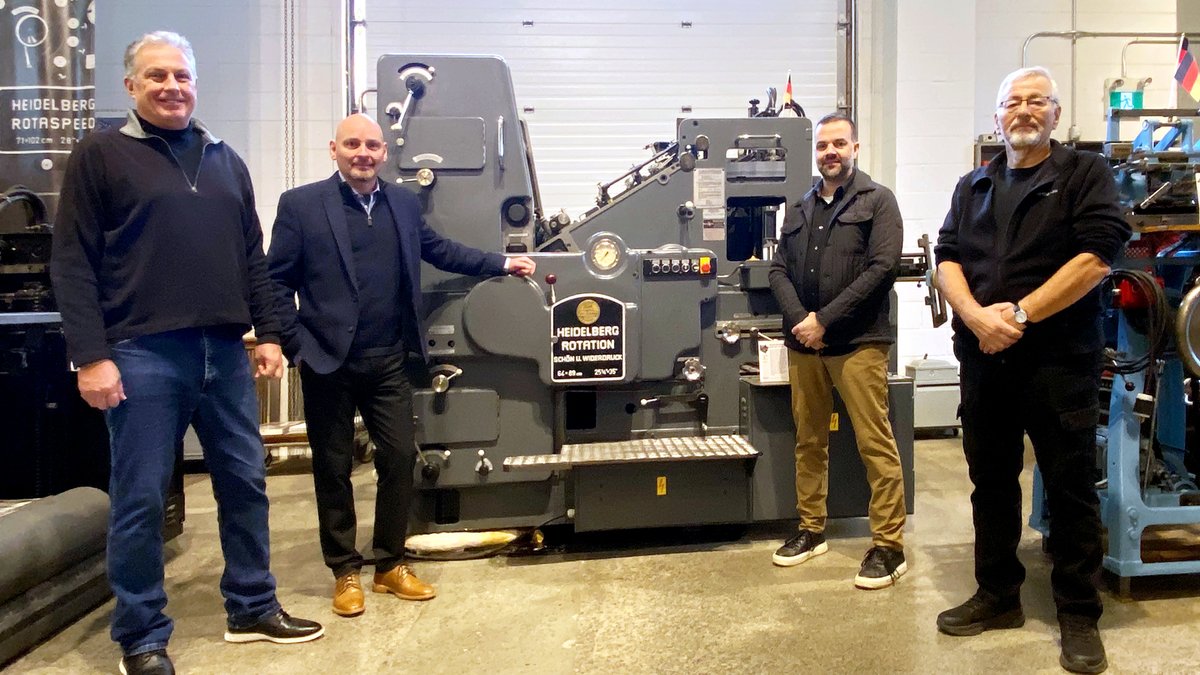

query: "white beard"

left=1006, top=128, right=1042, bottom=149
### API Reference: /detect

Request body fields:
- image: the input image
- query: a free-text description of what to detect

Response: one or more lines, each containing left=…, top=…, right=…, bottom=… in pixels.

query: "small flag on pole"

left=1175, top=35, right=1200, bottom=101
left=784, top=71, right=793, bottom=105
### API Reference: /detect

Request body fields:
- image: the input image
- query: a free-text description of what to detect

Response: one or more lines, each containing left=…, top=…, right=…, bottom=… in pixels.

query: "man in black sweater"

left=934, top=66, right=1130, bottom=674
left=50, top=31, right=322, bottom=675
left=267, top=114, right=534, bottom=617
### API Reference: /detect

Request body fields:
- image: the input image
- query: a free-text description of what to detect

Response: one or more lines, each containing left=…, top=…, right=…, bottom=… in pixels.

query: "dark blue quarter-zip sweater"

left=51, top=110, right=280, bottom=366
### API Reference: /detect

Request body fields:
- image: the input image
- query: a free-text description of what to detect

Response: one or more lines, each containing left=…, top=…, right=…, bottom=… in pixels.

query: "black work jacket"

left=934, top=141, right=1130, bottom=355
left=769, top=169, right=903, bottom=353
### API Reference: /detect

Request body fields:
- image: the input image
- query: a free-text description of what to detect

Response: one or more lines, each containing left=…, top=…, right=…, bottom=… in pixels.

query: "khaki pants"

left=787, top=343, right=905, bottom=548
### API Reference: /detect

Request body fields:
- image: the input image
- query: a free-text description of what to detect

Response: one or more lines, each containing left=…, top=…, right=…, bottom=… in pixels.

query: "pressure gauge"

left=584, top=232, right=628, bottom=277
left=591, top=238, right=621, bottom=271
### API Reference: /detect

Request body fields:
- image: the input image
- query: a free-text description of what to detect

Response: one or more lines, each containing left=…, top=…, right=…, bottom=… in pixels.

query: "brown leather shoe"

left=332, top=572, right=365, bottom=617
left=372, top=564, right=436, bottom=601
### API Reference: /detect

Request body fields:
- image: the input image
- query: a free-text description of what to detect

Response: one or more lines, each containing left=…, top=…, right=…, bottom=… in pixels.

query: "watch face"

left=1014, top=307, right=1028, bottom=324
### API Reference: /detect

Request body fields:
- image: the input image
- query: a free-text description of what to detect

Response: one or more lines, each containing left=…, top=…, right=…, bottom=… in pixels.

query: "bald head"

left=330, top=114, right=387, bottom=194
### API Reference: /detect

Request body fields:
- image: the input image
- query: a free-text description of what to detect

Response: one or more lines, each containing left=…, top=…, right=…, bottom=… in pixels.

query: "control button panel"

left=642, top=255, right=716, bottom=280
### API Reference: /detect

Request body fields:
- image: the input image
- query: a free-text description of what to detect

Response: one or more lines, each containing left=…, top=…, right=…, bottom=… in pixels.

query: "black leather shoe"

left=937, top=592, right=1025, bottom=636
left=119, top=649, right=174, bottom=675
left=224, top=609, right=325, bottom=644
left=1059, top=615, right=1107, bottom=673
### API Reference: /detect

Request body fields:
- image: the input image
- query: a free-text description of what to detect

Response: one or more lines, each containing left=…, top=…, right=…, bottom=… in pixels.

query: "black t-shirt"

left=992, top=164, right=1040, bottom=236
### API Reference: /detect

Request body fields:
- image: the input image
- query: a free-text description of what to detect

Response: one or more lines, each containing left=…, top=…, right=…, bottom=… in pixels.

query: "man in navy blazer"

left=267, top=114, right=535, bottom=617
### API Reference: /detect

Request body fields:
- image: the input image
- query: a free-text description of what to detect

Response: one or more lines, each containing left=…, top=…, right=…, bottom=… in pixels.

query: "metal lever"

left=430, top=364, right=462, bottom=393
left=387, top=76, right=428, bottom=138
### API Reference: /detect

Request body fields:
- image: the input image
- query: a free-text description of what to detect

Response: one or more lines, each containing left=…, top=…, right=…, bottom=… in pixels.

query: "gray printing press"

left=377, top=55, right=943, bottom=534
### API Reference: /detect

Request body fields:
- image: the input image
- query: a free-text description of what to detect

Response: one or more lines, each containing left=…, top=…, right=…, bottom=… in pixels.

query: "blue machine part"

left=1130, top=118, right=1197, bottom=154
left=1031, top=261, right=1200, bottom=580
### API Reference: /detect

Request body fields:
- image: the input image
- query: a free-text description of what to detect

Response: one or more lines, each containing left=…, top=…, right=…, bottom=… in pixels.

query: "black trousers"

left=300, top=352, right=416, bottom=578
left=956, top=342, right=1104, bottom=621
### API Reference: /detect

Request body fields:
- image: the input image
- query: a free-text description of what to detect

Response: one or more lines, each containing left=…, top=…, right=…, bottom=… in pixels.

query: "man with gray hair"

left=52, top=31, right=322, bottom=675
left=934, top=66, right=1129, bottom=673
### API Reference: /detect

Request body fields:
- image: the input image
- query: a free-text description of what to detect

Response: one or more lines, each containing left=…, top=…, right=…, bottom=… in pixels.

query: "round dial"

left=590, top=238, right=622, bottom=271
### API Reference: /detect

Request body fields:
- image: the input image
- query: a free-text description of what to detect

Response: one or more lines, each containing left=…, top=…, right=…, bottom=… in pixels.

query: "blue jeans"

left=106, top=326, right=280, bottom=655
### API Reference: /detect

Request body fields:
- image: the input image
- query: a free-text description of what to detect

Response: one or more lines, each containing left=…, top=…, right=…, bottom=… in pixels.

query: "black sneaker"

left=936, top=592, right=1025, bottom=636
left=772, top=529, right=828, bottom=567
left=224, top=609, right=325, bottom=644
left=853, top=546, right=907, bottom=589
left=119, top=649, right=174, bottom=675
left=1059, top=615, right=1107, bottom=674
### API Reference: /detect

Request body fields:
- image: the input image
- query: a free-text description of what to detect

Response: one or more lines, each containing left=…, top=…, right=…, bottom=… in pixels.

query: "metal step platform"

left=503, top=434, right=758, bottom=471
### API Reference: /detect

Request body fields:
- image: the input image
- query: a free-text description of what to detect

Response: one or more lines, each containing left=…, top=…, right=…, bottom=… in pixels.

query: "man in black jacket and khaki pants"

left=767, top=112, right=907, bottom=589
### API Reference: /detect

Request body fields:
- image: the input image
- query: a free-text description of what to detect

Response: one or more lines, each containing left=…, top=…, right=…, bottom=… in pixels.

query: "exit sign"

left=1109, top=91, right=1144, bottom=110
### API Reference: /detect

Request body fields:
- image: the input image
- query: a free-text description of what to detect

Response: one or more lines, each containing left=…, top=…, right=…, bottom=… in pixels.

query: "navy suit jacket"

left=267, top=174, right=507, bottom=374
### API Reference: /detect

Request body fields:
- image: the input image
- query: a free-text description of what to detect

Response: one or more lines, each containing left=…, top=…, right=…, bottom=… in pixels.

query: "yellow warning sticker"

left=656, top=476, right=667, bottom=496
left=829, top=413, right=839, bottom=431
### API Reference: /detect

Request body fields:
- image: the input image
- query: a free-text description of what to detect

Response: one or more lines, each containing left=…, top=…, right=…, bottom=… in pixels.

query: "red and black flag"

left=1175, top=35, right=1200, bottom=101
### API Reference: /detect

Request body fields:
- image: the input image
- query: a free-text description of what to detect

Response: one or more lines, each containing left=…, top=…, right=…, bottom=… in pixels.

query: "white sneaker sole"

left=772, top=541, right=829, bottom=567
left=223, top=625, right=325, bottom=644
left=854, top=560, right=908, bottom=589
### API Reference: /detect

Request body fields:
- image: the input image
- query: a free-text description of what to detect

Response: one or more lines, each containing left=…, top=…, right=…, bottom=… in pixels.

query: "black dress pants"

left=956, top=342, right=1104, bottom=621
left=300, top=352, right=416, bottom=578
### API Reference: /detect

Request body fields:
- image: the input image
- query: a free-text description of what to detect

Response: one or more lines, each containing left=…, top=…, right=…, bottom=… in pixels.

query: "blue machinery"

left=1033, top=107, right=1200, bottom=587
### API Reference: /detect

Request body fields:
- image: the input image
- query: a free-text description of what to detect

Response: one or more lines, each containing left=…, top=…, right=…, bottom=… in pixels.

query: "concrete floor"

left=9, top=437, right=1200, bottom=674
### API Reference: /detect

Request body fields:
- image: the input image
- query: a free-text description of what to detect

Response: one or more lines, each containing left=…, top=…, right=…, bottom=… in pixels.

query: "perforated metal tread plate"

left=503, top=434, right=758, bottom=471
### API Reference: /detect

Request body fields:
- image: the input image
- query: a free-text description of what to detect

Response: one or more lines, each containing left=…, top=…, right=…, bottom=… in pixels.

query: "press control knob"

left=545, top=274, right=557, bottom=285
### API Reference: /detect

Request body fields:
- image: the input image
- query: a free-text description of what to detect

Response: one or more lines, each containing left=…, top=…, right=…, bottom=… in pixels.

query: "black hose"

left=1102, top=268, right=1170, bottom=375
left=0, top=185, right=48, bottom=228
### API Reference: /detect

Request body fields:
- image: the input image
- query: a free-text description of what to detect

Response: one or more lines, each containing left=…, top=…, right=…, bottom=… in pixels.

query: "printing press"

left=376, top=55, right=945, bottom=534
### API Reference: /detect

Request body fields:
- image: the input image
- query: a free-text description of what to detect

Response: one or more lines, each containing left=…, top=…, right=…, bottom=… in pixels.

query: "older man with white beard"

left=933, top=67, right=1130, bottom=674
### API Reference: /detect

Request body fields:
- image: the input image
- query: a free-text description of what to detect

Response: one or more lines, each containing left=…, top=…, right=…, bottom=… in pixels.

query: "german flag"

left=1176, top=35, right=1200, bottom=101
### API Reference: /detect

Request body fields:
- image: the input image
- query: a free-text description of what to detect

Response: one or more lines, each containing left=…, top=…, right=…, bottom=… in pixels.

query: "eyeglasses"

left=997, top=95, right=1057, bottom=112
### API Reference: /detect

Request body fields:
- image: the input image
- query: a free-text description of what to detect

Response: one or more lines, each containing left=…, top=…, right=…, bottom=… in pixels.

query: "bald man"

left=267, top=114, right=535, bottom=616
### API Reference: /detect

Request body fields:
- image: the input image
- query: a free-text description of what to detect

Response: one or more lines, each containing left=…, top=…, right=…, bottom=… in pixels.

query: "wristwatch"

left=1012, top=304, right=1029, bottom=325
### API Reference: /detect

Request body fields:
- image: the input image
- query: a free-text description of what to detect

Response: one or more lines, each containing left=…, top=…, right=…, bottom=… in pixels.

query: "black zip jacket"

left=934, top=140, right=1130, bottom=355
left=50, top=111, right=280, bottom=366
left=768, top=169, right=903, bottom=353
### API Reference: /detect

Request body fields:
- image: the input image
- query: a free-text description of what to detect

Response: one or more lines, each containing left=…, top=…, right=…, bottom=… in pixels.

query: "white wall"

left=974, top=0, right=1180, bottom=143
left=891, top=0, right=977, bottom=368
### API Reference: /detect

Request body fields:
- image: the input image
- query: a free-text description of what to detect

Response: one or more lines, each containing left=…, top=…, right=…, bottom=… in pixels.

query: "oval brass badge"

left=576, top=299, right=601, bottom=325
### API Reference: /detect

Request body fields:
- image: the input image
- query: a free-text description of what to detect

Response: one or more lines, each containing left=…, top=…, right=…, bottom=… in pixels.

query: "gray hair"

left=124, top=31, right=196, bottom=80
left=995, top=66, right=1059, bottom=107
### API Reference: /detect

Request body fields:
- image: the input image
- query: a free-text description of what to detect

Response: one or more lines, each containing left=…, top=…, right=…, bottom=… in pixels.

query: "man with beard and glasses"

left=267, top=114, right=535, bottom=618
left=934, top=67, right=1129, bottom=674
left=767, top=112, right=908, bottom=589
left=51, top=31, right=323, bottom=675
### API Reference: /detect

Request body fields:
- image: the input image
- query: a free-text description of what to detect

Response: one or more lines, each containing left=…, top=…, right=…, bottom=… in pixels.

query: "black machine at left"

left=0, top=185, right=54, bottom=314
left=0, top=186, right=184, bottom=536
